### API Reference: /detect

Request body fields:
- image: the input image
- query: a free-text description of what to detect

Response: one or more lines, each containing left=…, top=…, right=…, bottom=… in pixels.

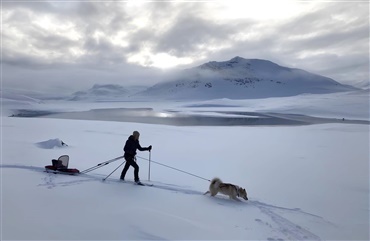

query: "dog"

left=204, top=177, right=248, bottom=201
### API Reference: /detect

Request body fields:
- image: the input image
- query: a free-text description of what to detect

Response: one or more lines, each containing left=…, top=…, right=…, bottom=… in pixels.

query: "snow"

left=0, top=89, right=43, bottom=103
left=352, top=79, right=370, bottom=89
left=35, top=138, right=68, bottom=149
left=1, top=91, right=369, bottom=240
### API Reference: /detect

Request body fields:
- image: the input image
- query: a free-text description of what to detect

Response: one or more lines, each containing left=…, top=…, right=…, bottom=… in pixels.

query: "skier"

left=120, top=131, right=152, bottom=184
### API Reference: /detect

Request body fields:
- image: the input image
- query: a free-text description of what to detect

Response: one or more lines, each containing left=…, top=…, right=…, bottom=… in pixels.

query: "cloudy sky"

left=2, top=1, right=369, bottom=93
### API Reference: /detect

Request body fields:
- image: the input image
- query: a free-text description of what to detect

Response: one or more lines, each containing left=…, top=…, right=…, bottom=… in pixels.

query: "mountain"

left=352, top=79, right=369, bottom=90
left=69, top=84, right=131, bottom=101
left=0, top=89, right=43, bottom=104
left=135, top=56, right=358, bottom=100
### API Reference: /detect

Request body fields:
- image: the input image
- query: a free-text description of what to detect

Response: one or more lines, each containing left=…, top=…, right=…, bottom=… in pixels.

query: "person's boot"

left=135, top=179, right=143, bottom=185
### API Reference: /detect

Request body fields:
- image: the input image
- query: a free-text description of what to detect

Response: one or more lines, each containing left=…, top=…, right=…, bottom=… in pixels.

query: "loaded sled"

left=45, top=155, right=80, bottom=174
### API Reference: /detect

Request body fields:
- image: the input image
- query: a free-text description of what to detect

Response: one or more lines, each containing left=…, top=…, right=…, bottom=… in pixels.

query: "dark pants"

left=120, top=155, right=139, bottom=182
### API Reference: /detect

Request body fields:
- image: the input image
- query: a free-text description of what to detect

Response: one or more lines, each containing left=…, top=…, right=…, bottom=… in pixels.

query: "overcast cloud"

left=1, top=1, right=369, bottom=93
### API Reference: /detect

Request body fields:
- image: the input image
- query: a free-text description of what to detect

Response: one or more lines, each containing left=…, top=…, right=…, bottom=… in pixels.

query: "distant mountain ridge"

left=352, top=79, right=369, bottom=90
left=70, top=84, right=130, bottom=101
left=67, top=57, right=358, bottom=101
left=134, top=56, right=357, bottom=100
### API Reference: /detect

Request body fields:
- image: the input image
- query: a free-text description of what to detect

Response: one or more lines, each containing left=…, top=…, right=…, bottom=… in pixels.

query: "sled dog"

left=204, top=177, right=248, bottom=201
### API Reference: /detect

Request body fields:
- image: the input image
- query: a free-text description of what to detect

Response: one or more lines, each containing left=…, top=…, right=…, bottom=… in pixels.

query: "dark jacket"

left=123, top=135, right=149, bottom=157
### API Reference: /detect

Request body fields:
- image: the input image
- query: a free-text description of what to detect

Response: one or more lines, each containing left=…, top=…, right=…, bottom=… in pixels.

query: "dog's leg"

left=230, top=194, right=241, bottom=202
left=203, top=191, right=210, bottom=195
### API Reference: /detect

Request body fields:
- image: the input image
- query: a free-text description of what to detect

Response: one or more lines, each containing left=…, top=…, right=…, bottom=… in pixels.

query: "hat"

left=133, top=131, right=140, bottom=138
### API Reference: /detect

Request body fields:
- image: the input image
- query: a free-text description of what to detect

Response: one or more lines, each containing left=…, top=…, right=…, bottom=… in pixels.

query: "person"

left=120, top=131, right=152, bottom=184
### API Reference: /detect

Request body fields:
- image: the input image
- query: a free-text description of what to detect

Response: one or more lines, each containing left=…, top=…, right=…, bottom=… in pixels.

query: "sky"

left=1, top=1, right=369, bottom=94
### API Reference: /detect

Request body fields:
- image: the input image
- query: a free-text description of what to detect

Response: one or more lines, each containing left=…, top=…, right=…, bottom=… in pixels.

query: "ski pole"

left=148, top=151, right=151, bottom=181
left=102, top=161, right=126, bottom=181
left=81, top=155, right=124, bottom=174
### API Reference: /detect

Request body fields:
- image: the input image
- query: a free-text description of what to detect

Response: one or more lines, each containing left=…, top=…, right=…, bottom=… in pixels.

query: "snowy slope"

left=135, top=56, right=357, bottom=100
left=0, top=89, right=43, bottom=104
left=352, top=79, right=370, bottom=90
left=0, top=89, right=44, bottom=117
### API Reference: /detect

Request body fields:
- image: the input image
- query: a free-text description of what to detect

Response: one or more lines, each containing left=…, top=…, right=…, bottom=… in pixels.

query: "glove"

left=148, top=145, right=152, bottom=151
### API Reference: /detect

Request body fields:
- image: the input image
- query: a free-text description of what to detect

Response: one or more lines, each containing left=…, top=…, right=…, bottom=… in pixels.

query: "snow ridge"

left=35, top=138, right=68, bottom=149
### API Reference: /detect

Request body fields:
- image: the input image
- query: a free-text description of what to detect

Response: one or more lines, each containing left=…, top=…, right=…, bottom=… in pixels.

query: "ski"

left=136, top=182, right=153, bottom=186
left=119, top=180, right=153, bottom=186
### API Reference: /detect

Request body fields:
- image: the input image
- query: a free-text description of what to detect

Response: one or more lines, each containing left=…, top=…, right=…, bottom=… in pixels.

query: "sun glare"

left=128, top=52, right=193, bottom=69
left=151, top=53, right=193, bottom=69
left=33, top=16, right=54, bottom=30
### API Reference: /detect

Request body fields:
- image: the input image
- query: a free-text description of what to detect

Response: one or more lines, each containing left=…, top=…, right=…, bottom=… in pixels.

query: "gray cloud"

left=154, top=16, right=249, bottom=57
left=2, top=1, right=368, bottom=93
left=202, top=2, right=369, bottom=83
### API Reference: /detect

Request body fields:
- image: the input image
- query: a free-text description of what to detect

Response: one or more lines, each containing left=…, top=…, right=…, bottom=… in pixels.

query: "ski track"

left=0, top=164, right=45, bottom=172
left=113, top=179, right=204, bottom=195
left=38, top=174, right=95, bottom=189
left=2, top=164, right=325, bottom=240
left=252, top=202, right=322, bottom=240
left=251, top=200, right=325, bottom=219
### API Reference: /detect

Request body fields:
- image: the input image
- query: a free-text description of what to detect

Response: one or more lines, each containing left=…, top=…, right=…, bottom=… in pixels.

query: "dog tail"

left=210, top=177, right=222, bottom=189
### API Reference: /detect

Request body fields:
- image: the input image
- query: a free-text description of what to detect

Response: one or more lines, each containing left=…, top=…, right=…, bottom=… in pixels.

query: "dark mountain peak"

left=198, top=56, right=283, bottom=72
left=229, top=56, right=245, bottom=62
left=229, top=57, right=282, bottom=67
left=91, top=84, right=127, bottom=90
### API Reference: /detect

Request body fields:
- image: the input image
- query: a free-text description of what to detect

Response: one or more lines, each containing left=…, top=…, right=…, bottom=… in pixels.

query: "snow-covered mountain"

left=0, top=89, right=43, bottom=103
left=135, top=56, right=358, bottom=100
left=69, top=84, right=131, bottom=101
left=69, top=84, right=148, bottom=101
left=353, top=79, right=369, bottom=90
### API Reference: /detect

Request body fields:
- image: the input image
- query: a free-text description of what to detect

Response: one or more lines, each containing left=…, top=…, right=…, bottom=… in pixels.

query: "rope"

left=81, top=155, right=124, bottom=174
left=136, top=155, right=210, bottom=182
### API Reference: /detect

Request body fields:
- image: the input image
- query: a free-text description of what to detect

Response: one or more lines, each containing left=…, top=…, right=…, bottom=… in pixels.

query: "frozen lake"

left=10, top=107, right=369, bottom=126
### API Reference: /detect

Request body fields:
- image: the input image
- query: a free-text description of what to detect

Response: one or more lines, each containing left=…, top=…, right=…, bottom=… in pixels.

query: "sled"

left=45, top=155, right=80, bottom=174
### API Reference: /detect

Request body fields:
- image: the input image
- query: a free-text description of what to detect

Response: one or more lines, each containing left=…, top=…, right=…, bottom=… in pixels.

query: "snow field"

left=1, top=114, right=369, bottom=240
